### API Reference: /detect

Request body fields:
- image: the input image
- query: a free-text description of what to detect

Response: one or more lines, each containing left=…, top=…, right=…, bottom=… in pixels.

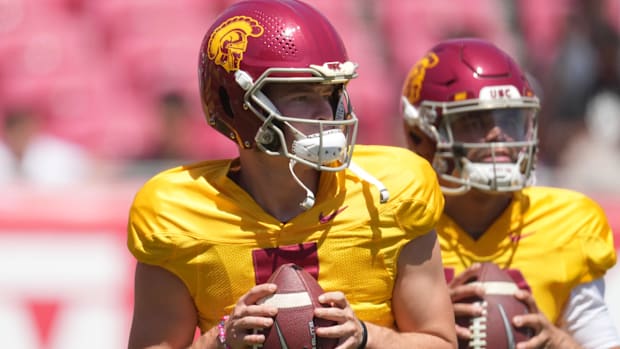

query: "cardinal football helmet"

left=401, top=38, right=540, bottom=194
left=198, top=0, right=358, bottom=172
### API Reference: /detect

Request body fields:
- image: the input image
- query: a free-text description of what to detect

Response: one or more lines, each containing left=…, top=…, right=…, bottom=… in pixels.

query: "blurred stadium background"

left=0, top=0, right=618, bottom=347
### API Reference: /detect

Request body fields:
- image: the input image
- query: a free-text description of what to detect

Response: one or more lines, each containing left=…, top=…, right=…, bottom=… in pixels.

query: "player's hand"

left=314, top=291, right=365, bottom=349
left=224, top=283, right=278, bottom=349
left=447, top=263, right=486, bottom=340
left=512, top=289, right=581, bottom=349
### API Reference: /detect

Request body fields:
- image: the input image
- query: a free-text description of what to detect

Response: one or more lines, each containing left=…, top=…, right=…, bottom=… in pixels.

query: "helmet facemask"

left=235, top=62, right=359, bottom=209
left=434, top=108, right=537, bottom=193
left=403, top=95, right=539, bottom=194
left=431, top=104, right=538, bottom=194
left=235, top=62, right=359, bottom=171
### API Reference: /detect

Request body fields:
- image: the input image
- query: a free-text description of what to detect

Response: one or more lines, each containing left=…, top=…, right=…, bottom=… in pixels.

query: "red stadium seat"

left=376, top=0, right=517, bottom=77
left=0, top=8, right=107, bottom=82
left=85, top=0, right=214, bottom=49
left=605, top=0, right=620, bottom=33
left=86, top=0, right=210, bottom=101
left=515, top=0, right=572, bottom=68
left=304, top=0, right=401, bottom=145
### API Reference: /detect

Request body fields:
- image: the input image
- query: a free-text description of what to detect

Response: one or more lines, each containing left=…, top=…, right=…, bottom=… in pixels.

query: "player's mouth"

left=480, top=155, right=513, bottom=163
left=470, top=149, right=515, bottom=163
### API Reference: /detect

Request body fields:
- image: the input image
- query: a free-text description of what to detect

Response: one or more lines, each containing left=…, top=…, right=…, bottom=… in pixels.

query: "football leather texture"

left=456, top=262, right=533, bottom=349
left=258, top=263, right=338, bottom=349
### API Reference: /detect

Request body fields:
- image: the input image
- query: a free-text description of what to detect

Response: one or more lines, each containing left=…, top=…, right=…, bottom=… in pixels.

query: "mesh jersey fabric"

left=438, top=186, right=617, bottom=323
left=127, top=144, right=444, bottom=331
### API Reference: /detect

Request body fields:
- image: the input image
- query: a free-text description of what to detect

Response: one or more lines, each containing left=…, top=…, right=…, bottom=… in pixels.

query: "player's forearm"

left=365, top=322, right=456, bottom=349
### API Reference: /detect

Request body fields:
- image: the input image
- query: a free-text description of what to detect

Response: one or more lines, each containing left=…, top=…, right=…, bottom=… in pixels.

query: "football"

left=456, top=262, right=533, bottom=349
left=257, top=263, right=338, bottom=349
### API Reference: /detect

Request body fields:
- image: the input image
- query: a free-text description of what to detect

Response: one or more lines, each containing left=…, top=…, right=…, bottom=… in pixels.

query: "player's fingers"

left=515, top=330, right=551, bottom=349
left=455, top=324, right=472, bottom=340
left=513, top=313, right=543, bottom=334
left=242, top=330, right=267, bottom=347
left=244, top=304, right=279, bottom=317
left=334, top=335, right=358, bottom=349
left=230, top=304, right=277, bottom=323
left=318, top=291, right=348, bottom=308
left=230, top=284, right=278, bottom=323
left=449, top=283, right=485, bottom=303
left=314, top=321, right=348, bottom=338
left=314, top=305, right=347, bottom=322
left=229, top=328, right=271, bottom=348
left=315, top=317, right=362, bottom=349
left=225, top=322, right=264, bottom=348
left=514, top=289, right=539, bottom=313
left=231, top=315, right=274, bottom=331
left=453, top=302, right=484, bottom=318
left=316, top=294, right=358, bottom=327
left=449, top=263, right=482, bottom=287
left=239, top=283, right=278, bottom=305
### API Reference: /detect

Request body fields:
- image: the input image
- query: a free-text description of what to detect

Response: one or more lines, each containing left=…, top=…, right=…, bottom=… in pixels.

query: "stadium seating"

left=1, top=0, right=618, bottom=161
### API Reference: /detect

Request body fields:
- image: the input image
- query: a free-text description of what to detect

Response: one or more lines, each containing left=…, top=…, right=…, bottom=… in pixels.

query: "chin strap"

left=288, top=160, right=390, bottom=211
left=348, top=162, right=390, bottom=203
left=288, top=160, right=316, bottom=210
left=287, top=126, right=390, bottom=210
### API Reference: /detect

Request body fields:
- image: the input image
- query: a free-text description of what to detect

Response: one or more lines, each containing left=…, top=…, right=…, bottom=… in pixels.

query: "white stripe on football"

left=470, top=281, right=519, bottom=295
left=257, top=291, right=312, bottom=308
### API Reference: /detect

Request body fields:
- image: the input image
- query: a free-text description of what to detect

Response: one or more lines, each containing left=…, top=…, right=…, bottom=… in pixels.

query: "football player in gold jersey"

left=126, top=1, right=457, bottom=349
left=402, top=38, right=620, bottom=349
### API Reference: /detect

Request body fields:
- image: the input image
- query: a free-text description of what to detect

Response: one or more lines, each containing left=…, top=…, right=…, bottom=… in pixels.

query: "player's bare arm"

left=128, top=262, right=198, bottom=349
left=381, top=231, right=457, bottom=349
left=314, top=231, right=458, bottom=349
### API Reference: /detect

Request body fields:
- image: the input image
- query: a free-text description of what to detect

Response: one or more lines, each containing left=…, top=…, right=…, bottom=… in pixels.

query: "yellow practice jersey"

left=127, top=144, right=444, bottom=332
left=439, top=186, right=617, bottom=323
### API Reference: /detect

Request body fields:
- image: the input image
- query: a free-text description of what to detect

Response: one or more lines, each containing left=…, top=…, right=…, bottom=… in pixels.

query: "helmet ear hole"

left=257, top=120, right=282, bottom=152
left=218, top=87, right=234, bottom=118
left=406, top=127, right=436, bottom=163
left=408, top=130, right=423, bottom=146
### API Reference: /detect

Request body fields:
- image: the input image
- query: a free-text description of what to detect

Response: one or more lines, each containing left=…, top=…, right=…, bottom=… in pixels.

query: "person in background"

left=401, top=37, right=619, bottom=349
left=0, top=105, right=93, bottom=186
left=126, top=1, right=457, bottom=348
left=147, top=91, right=194, bottom=161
